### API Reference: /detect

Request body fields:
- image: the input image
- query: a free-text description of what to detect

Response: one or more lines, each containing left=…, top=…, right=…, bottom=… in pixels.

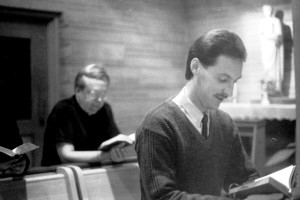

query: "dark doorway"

left=0, top=36, right=32, bottom=120
left=0, top=6, right=61, bottom=166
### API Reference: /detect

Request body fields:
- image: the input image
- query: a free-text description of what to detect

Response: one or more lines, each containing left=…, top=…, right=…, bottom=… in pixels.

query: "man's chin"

left=209, top=101, right=222, bottom=110
left=87, top=109, right=99, bottom=115
left=90, top=106, right=104, bottom=114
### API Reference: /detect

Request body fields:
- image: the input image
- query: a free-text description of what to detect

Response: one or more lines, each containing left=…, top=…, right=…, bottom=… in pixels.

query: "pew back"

left=70, top=162, right=140, bottom=200
left=0, top=166, right=79, bottom=200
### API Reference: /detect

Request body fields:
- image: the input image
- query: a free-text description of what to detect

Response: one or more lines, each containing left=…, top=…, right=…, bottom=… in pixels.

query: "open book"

left=0, top=143, right=39, bottom=158
left=98, top=133, right=135, bottom=151
left=228, top=165, right=296, bottom=199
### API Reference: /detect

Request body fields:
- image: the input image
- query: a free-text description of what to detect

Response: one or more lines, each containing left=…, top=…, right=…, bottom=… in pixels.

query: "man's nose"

left=224, top=82, right=234, bottom=97
left=96, top=96, right=105, bottom=102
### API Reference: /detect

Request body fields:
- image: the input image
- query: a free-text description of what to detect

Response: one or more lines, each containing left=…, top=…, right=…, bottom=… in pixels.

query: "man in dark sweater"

left=42, top=64, right=131, bottom=166
left=135, top=30, right=283, bottom=200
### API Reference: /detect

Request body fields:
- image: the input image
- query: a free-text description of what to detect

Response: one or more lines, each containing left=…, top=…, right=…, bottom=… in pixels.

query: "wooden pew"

left=68, top=159, right=140, bottom=200
left=0, top=166, right=79, bottom=200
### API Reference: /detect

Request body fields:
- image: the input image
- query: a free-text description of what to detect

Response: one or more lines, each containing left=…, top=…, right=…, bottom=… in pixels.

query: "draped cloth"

left=260, top=16, right=284, bottom=92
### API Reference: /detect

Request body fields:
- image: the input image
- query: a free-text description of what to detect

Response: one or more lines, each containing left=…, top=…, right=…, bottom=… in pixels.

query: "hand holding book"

left=228, top=165, right=296, bottom=199
left=0, top=143, right=38, bottom=176
left=0, top=155, right=28, bottom=176
left=98, top=133, right=135, bottom=151
left=0, top=143, right=39, bottom=158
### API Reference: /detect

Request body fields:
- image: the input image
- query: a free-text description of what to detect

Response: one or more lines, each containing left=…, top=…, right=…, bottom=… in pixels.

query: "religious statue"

left=259, top=5, right=283, bottom=102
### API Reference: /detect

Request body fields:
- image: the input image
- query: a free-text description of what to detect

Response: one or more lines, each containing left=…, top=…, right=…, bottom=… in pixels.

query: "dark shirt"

left=135, top=99, right=258, bottom=200
left=41, top=95, right=120, bottom=166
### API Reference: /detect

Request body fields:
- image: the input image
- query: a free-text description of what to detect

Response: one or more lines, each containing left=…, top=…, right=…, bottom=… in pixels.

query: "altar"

left=219, top=103, right=296, bottom=175
left=219, top=103, right=296, bottom=121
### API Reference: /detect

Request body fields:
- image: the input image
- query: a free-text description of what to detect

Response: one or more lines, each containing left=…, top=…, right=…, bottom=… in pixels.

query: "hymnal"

left=98, top=133, right=135, bottom=151
left=0, top=143, right=39, bottom=157
left=228, top=165, right=296, bottom=199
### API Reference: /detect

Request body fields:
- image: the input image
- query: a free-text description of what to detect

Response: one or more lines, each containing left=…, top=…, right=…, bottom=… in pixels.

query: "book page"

left=12, top=143, right=39, bottom=155
left=0, top=146, right=14, bottom=157
left=255, top=165, right=295, bottom=190
left=99, top=134, right=134, bottom=150
left=228, top=177, right=290, bottom=198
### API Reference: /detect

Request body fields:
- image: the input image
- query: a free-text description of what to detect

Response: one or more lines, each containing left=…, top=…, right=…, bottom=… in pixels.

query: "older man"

left=42, top=64, right=129, bottom=166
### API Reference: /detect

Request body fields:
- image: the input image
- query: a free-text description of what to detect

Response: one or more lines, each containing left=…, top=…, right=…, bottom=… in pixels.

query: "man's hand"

left=109, top=143, right=126, bottom=163
left=245, top=193, right=284, bottom=200
left=0, top=159, right=15, bottom=171
left=0, top=155, right=27, bottom=176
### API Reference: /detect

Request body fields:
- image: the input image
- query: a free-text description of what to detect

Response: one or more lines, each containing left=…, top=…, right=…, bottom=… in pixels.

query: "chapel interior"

left=0, top=0, right=300, bottom=198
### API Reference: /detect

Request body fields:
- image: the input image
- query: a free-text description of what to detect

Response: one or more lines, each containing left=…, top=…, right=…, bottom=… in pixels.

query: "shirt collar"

left=173, top=87, right=208, bottom=126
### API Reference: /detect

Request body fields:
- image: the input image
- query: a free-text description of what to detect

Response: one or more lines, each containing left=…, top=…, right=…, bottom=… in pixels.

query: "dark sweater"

left=135, top=99, right=258, bottom=200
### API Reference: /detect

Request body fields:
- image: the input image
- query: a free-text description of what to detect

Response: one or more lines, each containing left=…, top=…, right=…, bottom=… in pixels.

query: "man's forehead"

left=82, top=76, right=108, bottom=84
left=82, top=76, right=108, bottom=89
left=209, top=56, right=243, bottom=79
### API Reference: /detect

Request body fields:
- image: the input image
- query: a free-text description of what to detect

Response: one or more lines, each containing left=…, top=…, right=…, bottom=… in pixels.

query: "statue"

left=259, top=5, right=283, bottom=102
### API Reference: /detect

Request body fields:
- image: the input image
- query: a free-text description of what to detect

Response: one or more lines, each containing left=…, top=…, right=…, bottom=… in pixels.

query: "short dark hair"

left=74, top=64, right=110, bottom=91
left=185, top=29, right=247, bottom=80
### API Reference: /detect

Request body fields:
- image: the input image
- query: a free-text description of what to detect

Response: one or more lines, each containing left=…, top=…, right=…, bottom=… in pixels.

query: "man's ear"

left=190, top=58, right=203, bottom=75
left=75, top=87, right=82, bottom=94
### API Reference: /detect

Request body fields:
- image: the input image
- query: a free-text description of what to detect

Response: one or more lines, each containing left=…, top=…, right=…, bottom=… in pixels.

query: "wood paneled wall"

left=0, top=0, right=293, bottom=135
left=59, top=0, right=189, bottom=133
left=0, top=0, right=188, bottom=134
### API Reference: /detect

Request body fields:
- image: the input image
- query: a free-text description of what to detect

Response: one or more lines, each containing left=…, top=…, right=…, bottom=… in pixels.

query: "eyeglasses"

left=85, top=90, right=107, bottom=101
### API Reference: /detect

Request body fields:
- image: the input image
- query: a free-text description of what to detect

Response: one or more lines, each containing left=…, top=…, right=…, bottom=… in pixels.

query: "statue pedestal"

left=268, top=96, right=296, bottom=104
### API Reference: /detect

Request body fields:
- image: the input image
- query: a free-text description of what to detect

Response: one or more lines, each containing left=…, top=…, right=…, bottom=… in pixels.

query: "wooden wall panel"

left=0, top=0, right=188, bottom=135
